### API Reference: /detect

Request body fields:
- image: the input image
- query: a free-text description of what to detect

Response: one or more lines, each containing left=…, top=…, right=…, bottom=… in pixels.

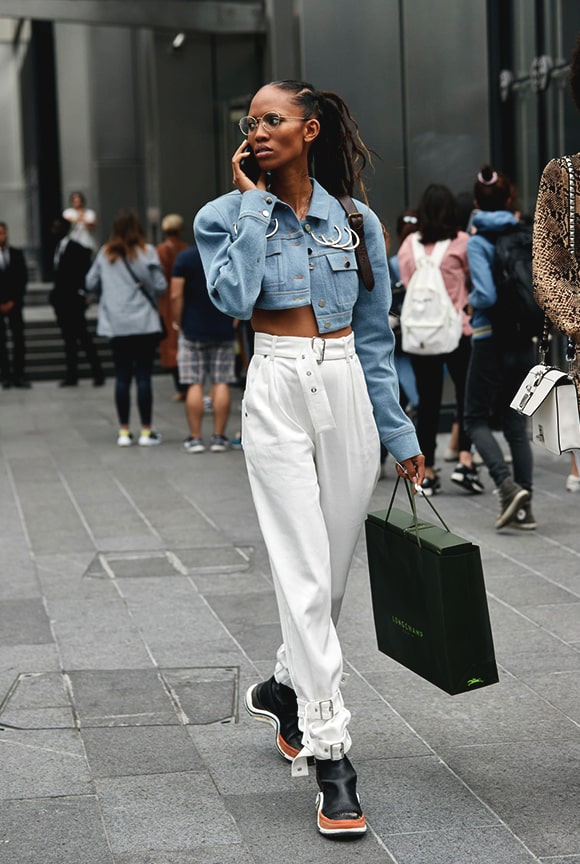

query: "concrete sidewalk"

left=1, top=375, right=579, bottom=864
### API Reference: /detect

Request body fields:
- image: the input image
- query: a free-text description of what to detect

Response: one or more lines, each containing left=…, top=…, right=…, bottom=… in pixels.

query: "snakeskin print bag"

left=510, top=156, right=580, bottom=454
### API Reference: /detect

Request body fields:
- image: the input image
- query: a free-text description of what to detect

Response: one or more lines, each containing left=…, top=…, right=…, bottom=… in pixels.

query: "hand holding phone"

left=232, top=141, right=266, bottom=191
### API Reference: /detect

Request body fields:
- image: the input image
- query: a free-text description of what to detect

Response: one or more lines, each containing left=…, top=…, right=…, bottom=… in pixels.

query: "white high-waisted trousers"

left=242, top=332, right=380, bottom=768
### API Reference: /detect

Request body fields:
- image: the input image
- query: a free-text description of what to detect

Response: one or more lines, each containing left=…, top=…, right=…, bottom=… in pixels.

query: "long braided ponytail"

left=267, top=80, right=373, bottom=202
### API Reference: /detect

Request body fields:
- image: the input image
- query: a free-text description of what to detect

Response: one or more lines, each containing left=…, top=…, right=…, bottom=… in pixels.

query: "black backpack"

left=486, top=223, right=544, bottom=342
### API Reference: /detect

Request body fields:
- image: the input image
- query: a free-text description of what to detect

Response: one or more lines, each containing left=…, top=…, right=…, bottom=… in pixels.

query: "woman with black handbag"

left=86, top=208, right=166, bottom=446
left=533, top=33, right=580, bottom=493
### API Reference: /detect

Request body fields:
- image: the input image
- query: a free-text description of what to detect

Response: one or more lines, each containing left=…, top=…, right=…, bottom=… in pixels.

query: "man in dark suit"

left=0, top=221, right=29, bottom=388
left=50, top=218, right=104, bottom=387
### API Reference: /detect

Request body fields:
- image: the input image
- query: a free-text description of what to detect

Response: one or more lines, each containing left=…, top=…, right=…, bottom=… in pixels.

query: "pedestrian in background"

left=156, top=213, right=189, bottom=401
left=387, top=208, right=419, bottom=414
left=533, top=34, right=580, bottom=494
left=170, top=244, right=236, bottom=453
left=195, top=78, right=423, bottom=838
left=464, top=165, right=535, bottom=529
left=86, top=208, right=166, bottom=446
left=50, top=217, right=105, bottom=388
left=63, top=191, right=97, bottom=251
left=0, top=221, right=30, bottom=389
left=398, top=184, right=480, bottom=495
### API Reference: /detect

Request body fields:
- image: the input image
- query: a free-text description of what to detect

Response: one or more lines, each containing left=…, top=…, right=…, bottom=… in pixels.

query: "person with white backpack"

left=399, top=184, right=482, bottom=495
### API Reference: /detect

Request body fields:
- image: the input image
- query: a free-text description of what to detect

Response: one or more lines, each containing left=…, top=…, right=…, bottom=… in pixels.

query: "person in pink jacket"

left=399, top=183, right=481, bottom=495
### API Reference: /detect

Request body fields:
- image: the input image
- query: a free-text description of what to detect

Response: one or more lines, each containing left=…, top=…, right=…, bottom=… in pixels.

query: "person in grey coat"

left=86, top=209, right=166, bottom=446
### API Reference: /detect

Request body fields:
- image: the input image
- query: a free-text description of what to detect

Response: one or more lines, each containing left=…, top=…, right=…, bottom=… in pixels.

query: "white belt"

left=253, top=332, right=356, bottom=434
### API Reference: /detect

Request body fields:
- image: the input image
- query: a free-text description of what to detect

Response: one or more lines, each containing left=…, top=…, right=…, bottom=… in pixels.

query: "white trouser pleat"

left=242, top=333, right=380, bottom=767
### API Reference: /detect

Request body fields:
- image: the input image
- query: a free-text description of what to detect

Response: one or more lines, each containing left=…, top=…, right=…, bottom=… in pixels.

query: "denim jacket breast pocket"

left=263, top=237, right=284, bottom=287
left=324, top=249, right=360, bottom=308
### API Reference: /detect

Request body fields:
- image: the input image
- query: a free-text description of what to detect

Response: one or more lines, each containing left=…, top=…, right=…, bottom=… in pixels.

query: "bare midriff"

left=251, top=305, right=352, bottom=339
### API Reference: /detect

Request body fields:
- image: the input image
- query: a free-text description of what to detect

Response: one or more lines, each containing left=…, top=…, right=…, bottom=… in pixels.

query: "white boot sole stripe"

left=315, top=792, right=367, bottom=836
left=244, top=685, right=292, bottom=762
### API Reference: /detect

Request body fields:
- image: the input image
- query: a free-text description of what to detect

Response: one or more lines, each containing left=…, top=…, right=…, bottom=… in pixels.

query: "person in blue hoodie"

left=463, top=165, right=535, bottom=530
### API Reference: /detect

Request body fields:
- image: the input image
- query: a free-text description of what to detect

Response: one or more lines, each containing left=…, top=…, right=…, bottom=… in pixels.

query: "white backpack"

left=400, top=233, right=463, bottom=356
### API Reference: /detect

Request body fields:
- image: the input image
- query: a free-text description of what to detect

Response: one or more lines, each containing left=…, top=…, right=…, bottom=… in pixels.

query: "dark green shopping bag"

left=365, top=478, right=498, bottom=695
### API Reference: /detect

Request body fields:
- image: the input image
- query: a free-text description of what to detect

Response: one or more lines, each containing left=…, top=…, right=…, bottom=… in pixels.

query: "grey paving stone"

left=82, top=724, right=204, bottom=777
left=361, top=754, right=499, bottom=834
left=225, top=791, right=390, bottom=863
left=161, top=666, right=238, bottom=724
left=501, top=643, right=580, bottom=675
left=442, top=740, right=580, bottom=858
left=188, top=722, right=313, bottom=795
left=105, top=554, right=184, bottom=579
left=0, top=728, right=91, bottom=799
left=46, top=582, right=152, bottom=670
left=205, top=591, right=279, bottom=626
left=384, top=826, right=536, bottom=863
left=189, top=564, right=274, bottom=597
left=519, top=601, right=580, bottom=643
left=115, top=850, right=255, bottom=864
left=95, top=772, right=241, bottom=854
left=354, top=662, right=578, bottom=749
left=516, top=668, right=580, bottom=724
left=0, top=671, right=75, bottom=729
left=0, top=796, right=113, bottom=864
left=68, top=669, right=178, bottom=727
left=0, top=598, right=53, bottom=645
left=173, top=546, right=251, bottom=574
left=485, top=569, right=580, bottom=607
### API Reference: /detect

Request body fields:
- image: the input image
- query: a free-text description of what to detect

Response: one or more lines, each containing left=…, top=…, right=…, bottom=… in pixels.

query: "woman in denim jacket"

left=194, top=80, right=424, bottom=838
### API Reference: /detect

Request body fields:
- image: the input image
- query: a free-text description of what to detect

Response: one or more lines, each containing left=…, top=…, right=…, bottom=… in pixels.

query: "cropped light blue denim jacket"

left=194, top=179, right=419, bottom=461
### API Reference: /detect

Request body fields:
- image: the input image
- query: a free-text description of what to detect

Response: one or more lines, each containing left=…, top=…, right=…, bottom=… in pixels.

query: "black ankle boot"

left=244, top=676, right=302, bottom=761
left=315, top=755, right=366, bottom=838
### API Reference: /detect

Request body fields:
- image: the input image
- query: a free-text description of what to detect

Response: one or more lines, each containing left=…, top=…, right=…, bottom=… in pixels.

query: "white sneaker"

left=117, top=431, right=134, bottom=447
left=566, top=474, right=580, bottom=493
left=138, top=430, right=162, bottom=446
left=183, top=437, right=206, bottom=453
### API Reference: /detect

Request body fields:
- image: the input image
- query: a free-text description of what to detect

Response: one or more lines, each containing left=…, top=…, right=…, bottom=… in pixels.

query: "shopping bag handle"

left=385, top=475, right=451, bottom=547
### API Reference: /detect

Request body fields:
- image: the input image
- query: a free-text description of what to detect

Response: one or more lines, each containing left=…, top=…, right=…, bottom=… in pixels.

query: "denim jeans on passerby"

left=410, top=334, right=472, bottom=467
left=464, top=336, right=535, bottom=492
left=110, top=334, right=158, bottom=427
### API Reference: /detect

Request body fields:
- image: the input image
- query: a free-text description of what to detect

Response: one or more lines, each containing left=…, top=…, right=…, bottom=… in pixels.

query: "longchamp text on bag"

left=365, top=478, right=498, bottom=696
left=510, top=361, right=580, bottom=454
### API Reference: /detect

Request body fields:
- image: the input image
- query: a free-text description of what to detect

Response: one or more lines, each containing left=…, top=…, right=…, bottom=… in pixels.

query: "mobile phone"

left=241, top=146, right=261, bottom=184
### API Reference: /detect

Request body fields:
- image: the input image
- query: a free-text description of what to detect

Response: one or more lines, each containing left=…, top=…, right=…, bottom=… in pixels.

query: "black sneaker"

left=510, top=500, right=537, bottom=530
left=420, top=475, right=441, bottom=497
left=244, top=676, right=302, bottom=761
left=495, top=478, right=530, bottom=529
left=450, top=464, right=484, bottom=494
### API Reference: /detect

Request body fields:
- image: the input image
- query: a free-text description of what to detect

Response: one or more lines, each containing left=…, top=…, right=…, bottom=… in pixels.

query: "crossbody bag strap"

left=121, top=254, right=157, bottom=311
left=538, top=158, right=578, bottom=362
left=337, top=194, right=375, bottom=291
left=564, top=156, right=576, bottom=369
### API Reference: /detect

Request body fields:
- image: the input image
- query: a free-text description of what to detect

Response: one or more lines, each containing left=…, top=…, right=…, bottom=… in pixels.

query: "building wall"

left=0, top=26, right=28, bottom=249
left=0, top=2, right=579, bottom=268
left=299, top=0, right=489, bottom=239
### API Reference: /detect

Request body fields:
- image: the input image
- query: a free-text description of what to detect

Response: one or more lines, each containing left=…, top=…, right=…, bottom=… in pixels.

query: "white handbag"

left=510, top=363, right=580, bottom=454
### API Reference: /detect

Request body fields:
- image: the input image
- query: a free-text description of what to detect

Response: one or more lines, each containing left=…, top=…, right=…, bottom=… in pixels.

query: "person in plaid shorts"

left=170, top=244, right=236, bottom=452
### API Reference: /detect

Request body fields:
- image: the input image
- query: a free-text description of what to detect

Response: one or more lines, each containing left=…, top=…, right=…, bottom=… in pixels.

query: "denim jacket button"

left=261, top=209, right=269, bottom=217
left=324, top=322, right=331, bottom=329
left=318, top=299, right=326, bottom=307
left=304, top=224, right=311, bottom=233
left=265, top=197, right=273, bottom=204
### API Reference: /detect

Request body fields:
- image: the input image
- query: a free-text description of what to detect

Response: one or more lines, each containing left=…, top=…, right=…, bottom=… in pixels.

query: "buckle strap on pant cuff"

left=301, top=690, right=345, bottom=722
left=292, top=746, right=313, bottom=778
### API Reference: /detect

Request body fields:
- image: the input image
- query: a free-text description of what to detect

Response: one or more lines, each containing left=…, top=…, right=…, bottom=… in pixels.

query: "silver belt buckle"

left=311, top=336, right=326, bottom=365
